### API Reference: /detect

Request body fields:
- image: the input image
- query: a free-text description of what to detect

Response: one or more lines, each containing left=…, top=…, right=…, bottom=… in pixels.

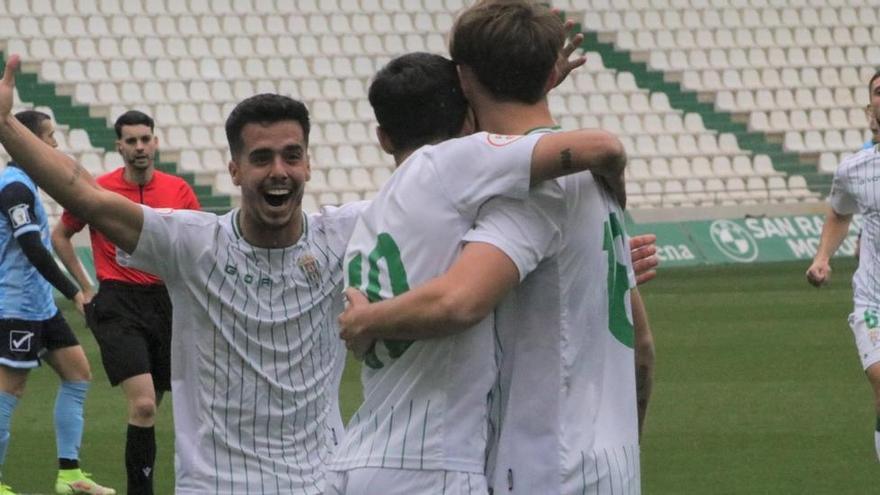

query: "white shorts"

left=325, top=468, right=488, bottom=495
left=849, top=308, right=880, bottom=370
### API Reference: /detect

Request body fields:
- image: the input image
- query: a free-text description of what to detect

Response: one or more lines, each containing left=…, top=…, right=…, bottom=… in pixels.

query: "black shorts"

left=0, top=311, right=79, bottom=369
left=86, top=281, right=172, bottom=391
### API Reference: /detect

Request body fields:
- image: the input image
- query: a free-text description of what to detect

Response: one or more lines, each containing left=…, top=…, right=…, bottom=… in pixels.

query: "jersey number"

left=604, top=213, right=634, bottom=348
left=347, top=233, right=413, bottom=369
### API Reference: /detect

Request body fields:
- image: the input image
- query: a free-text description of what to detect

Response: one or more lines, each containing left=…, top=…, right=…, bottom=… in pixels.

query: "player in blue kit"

left=0, top=110, right=113, bottom=494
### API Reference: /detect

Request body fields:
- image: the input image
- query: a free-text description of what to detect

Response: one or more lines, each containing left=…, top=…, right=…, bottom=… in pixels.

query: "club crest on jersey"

left=298, top=253, right=322, bottom=287
left=486, top=134, right=525, bottom=147
left=7, top=203, right=30, bottom=229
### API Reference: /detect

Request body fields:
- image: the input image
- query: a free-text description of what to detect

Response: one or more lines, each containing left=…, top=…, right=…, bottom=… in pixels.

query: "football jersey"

left=122, top=202, right=365, bottom=495
left=0, top=165, right=56, bottom=320
left=480, top=172, right=639, bottom=495
left=830, top=146, right=880, bottom=310
left=329, top=132, right=548, bottom=475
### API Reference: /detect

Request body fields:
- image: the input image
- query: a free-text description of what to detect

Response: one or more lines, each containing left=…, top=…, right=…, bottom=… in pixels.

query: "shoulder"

left=840, top=149, right=875, bottom=172
left=153, top=170, right=193, bottom=188
left=0, top=169, right=33, bottom=194
left=311, top=200, right=369, bottom=227
left=424, top=132, right=496, bottom=157
left=145, top=205, right=220, bottom=229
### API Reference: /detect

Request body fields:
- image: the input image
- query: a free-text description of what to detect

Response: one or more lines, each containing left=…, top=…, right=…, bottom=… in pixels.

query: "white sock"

left=875, top=426, right=880, bottom=463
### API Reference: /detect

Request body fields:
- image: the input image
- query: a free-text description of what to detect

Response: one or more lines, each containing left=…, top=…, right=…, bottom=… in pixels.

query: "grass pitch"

left=2, top=259, right=873, bottom=494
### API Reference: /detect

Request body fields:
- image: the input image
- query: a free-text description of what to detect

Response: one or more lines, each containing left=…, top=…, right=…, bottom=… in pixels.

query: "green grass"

left=4, top=259, right=874, bottom=493
left=640, top=258, right=875, bottom=493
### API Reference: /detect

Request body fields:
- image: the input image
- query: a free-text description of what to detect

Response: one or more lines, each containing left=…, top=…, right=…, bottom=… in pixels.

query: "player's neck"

left=473, top=98, right=555, bottom=135
left=123, top=165, right=153, bottom=186
left=238, top=207, right=304, bottom=249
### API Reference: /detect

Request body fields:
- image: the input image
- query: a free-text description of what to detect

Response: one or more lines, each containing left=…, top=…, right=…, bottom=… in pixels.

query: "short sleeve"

left=120, top=205, right=208, bottom=282
left=320, top=200, right=370, bottom=254
left=829, top=167, right=858, bottom=215
left=60, top=209, right=86, bottom=233
left=461, top=181, right=566, bottom=281
left=0, top=181, right=40, bottom=238
left=429, top=132, right=542, bottom=218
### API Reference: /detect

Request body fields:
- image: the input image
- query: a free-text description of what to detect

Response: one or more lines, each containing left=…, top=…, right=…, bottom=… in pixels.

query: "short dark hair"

left=114, top=110, right=155, bottom=138
left=870, top=72, right=880, bottom=95
left=225, top=94, right=311, bottom=158
left=369, top=52, right=469, bottom=152
left=450, top=0, right=564, bottom=104
left=15, top=110, right=51, bottom=137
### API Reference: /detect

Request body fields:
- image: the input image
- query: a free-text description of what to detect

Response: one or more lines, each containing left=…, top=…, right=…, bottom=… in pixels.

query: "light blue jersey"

left=0, top=165, right=56, bottom=320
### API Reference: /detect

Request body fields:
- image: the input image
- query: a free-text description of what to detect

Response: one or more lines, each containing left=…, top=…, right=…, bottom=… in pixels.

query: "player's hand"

left=339, top=288, right=375, bottom=359
left=0, top=54, right=20, bottom=124
left=630, top=234, right=659, bottom=285
left=72, top=291, right=86, bottom=316
left=81, top=288, right=96, bottom=304
left=806, top=259, right=831, bottom=287
left=553, top=15, right=586, bottom=89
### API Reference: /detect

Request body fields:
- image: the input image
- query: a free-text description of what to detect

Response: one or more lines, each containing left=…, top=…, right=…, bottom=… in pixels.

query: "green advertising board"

left=628, top=214, right=861, bottom=267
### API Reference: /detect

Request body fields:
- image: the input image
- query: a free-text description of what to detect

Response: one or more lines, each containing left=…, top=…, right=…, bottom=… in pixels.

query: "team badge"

left=297, top=253, right=322, bottom=287
left=9, top=330, right=33, bottom=352
left=7, top=203, right=30, bottom=229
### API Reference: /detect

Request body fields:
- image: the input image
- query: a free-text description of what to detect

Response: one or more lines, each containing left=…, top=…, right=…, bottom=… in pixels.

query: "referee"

left=51, top=111, right=200, bottom=495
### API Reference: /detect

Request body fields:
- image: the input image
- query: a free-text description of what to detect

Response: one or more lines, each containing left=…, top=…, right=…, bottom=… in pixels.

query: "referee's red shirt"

left=61, top=167, right=201, bottom=285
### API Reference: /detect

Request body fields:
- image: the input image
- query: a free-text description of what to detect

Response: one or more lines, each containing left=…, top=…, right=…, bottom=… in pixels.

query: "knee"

left=67, top=367, right=92, bottom=383
left=4, top=382, right=25, bottom=399
left=129, top=397, right=157, bottom=424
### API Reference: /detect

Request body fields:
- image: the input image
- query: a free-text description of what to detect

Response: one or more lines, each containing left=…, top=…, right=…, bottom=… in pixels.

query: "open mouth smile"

left=264, top=188, right=293, bottom=207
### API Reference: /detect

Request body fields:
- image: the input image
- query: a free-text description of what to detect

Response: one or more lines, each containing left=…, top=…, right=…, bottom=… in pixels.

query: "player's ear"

left=228, top=159, right=241, bottom=186
left=376, top=126, right=394, bottom=155
left=303, top=147, right=311, bottom=182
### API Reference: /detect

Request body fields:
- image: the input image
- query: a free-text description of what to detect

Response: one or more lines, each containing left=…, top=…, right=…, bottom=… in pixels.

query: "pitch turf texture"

left=3, top=259, right=875, bottom=494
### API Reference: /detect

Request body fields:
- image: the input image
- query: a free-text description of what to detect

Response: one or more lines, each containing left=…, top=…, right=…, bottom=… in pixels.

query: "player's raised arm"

left=0, top=55, right=143, bottom=253
left=339, top=241, right=520, bottom=352
left=529, top=128, right=626, bottom=186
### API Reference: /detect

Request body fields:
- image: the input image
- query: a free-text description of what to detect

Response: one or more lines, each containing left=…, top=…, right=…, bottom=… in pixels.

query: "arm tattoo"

left=67, top=164, right=84, bottom=186
left=560, top=148, right=573, bottom=170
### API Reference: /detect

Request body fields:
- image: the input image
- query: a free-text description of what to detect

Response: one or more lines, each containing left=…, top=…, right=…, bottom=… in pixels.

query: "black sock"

left=125, top=424, right=155, bottom=495
left=58, top=458, right=78, bottom=470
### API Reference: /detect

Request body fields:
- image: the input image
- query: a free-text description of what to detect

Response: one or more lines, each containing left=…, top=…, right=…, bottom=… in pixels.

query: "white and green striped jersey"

left=480, top=172, right=639, bottom=495
left=122, top=203, right=365, bottom=495
left=329, top=132, right=545, bottom=476
left=830, top=146, right=880, bottom=310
